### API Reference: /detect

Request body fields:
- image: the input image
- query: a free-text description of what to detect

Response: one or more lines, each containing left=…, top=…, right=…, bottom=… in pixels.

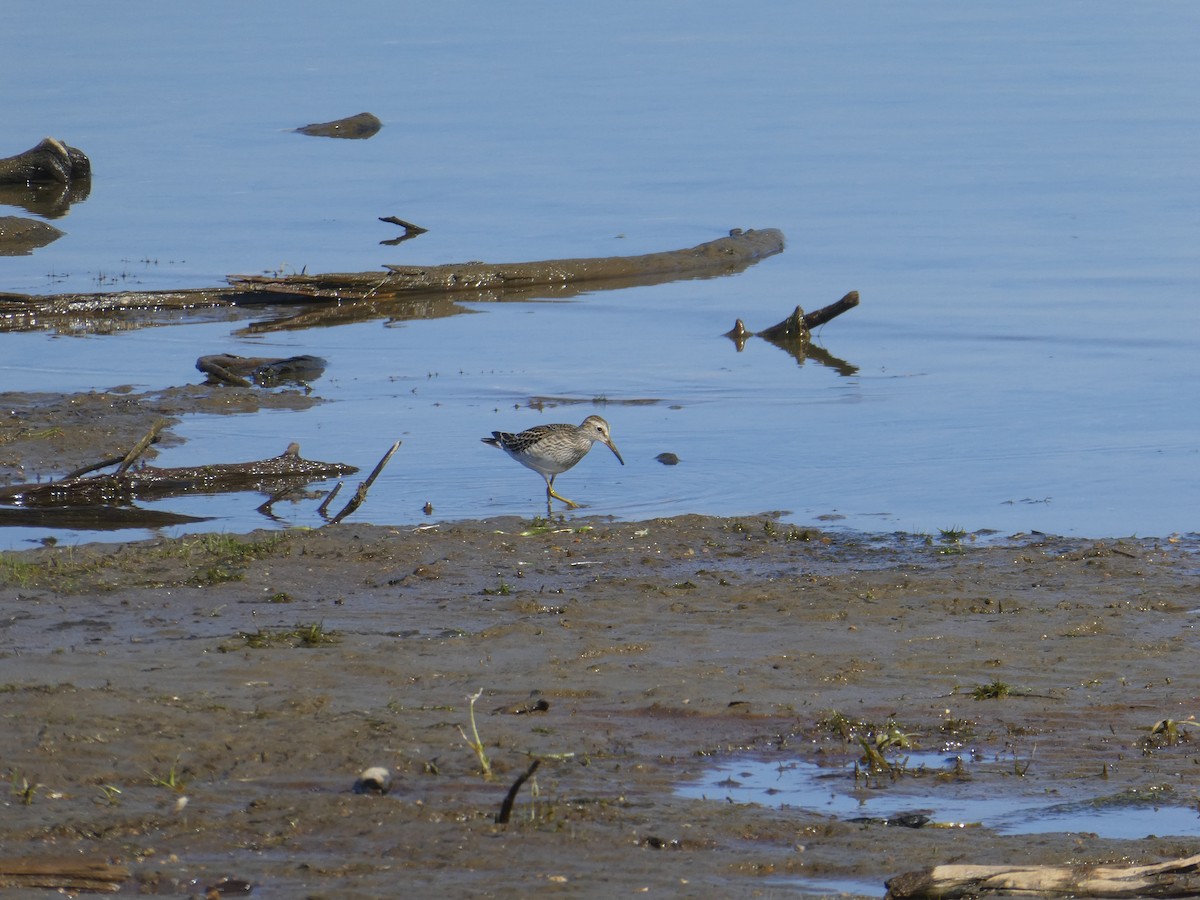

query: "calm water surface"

left=2, top=2, right=1197, bottom=548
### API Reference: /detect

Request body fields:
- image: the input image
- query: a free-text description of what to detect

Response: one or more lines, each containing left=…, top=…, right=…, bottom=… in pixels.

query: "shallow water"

left=3, top=2, right=1198, bottom=549
left=683, top=753, right=1200, bottom=840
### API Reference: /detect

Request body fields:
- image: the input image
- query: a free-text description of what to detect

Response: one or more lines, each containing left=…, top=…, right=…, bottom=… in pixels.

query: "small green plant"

left=0, top=555, right=41, bottom=588
left=146, top=758, right=187, bottom=792
left=95, top=784, right=123, bottom=806
left=11, top=773, right=43, bottom=805
left=971, top=679, right=1011, bottom=700
left=483, top=579, right=513, bottom=596
left=458, top=689, right=493, bottom=780
left=222, top=621, right=338, bottom=650
left=1141, top=717, right=1199, bottom=753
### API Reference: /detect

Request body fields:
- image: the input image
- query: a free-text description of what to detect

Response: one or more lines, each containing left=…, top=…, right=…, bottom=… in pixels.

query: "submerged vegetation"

left=221, top=620, right=338, bottom=651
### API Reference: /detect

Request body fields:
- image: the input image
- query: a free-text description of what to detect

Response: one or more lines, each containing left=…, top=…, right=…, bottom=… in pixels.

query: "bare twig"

left=327, top=441, right=401, bottom=525
left=316, top=481, right=343, bottom=517
left=115, top=418, right=170, bottom=474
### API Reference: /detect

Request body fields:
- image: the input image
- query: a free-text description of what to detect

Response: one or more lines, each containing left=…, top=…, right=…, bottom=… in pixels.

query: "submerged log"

left=886, top=852, right=1200, bottom=899
left=725, top=291, right=860, bottom=374
left=0, top=228, right=784, bottom=334
left=0, top=444, right=357, bottom=508
left=232, top=227, right=785, bottom=301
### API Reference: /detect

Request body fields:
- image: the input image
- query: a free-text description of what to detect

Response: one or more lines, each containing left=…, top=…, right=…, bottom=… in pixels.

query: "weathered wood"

left=327, top=440, right=401, bottom=525
left=232, top=227, right=784, bottom=301
left=0, top=856, right=128, bottom=892
left=0, top=229, right=783, bottom=332
left=0, top=444, right=357, bottom=508
left=886, top=852, right=1200, bottom=899
left=803, top=289, right=859, bottom=329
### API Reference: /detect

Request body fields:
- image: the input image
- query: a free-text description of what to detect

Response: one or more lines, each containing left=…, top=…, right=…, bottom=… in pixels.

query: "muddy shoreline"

left=1, top=510, right=1198, bottom=897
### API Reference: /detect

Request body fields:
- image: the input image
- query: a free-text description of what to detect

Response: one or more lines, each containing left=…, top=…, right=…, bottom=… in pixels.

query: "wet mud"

left=1, top=511, right=1198, bottom=897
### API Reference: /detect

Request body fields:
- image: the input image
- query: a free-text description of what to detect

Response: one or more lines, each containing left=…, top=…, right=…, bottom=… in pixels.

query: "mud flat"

left=0, top=514, right=1197, bottom=897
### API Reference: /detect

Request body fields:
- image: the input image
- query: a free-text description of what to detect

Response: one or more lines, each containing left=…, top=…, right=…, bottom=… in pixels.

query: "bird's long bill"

left=605, top=439, right=625, bottom=466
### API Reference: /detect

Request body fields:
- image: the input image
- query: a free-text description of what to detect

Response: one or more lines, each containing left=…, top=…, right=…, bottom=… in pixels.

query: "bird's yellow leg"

left=547, top=479, right=579, bottom=509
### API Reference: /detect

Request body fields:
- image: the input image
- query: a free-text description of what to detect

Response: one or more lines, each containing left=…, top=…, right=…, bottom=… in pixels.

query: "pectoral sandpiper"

left=482, top=415, right=624, bottom=512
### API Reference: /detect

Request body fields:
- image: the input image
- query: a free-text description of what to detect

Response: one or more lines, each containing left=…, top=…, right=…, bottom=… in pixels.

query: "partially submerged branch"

left=726, top=291, right=861, bottom=373
left=0, top=228, right=785, bottom=334
left=0, top=441, right=357, bottom=509
left=326, top=440, right=401, bottom=525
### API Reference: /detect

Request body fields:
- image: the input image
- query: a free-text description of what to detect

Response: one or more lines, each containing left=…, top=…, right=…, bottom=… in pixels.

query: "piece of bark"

left=886, top=852, right=1200, bottom=899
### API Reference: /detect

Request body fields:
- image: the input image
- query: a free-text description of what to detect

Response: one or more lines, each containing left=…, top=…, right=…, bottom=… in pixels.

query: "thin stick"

left=115, top=418, right=170, bottom=474
left=803, top=290, right=859, bottom=330
left=327, top=441, right=401, bottom=525
left=60, top=454, right=128, bottom=481
left=316, top=481, right=343, bottom=517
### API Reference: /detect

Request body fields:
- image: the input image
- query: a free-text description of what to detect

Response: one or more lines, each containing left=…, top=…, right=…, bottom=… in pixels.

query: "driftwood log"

left=0, top=228, right=785, bottom=334
left=234, top=227, right=784, bottom=300
left=0, top=444, right=356, bottom=509
left=725, top=290, right=860, bottom=348
left=0, top=856, right=128, bottom=893
left=886, top=853, right=1200, bottom=899
left=725, top=291, right=861, bottom=374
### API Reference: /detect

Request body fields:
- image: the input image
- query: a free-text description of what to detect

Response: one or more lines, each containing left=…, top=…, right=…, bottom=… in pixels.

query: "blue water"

left=682, top=753, right=1200, bottom=840
left=2, top=1, right=1198, bottom=548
